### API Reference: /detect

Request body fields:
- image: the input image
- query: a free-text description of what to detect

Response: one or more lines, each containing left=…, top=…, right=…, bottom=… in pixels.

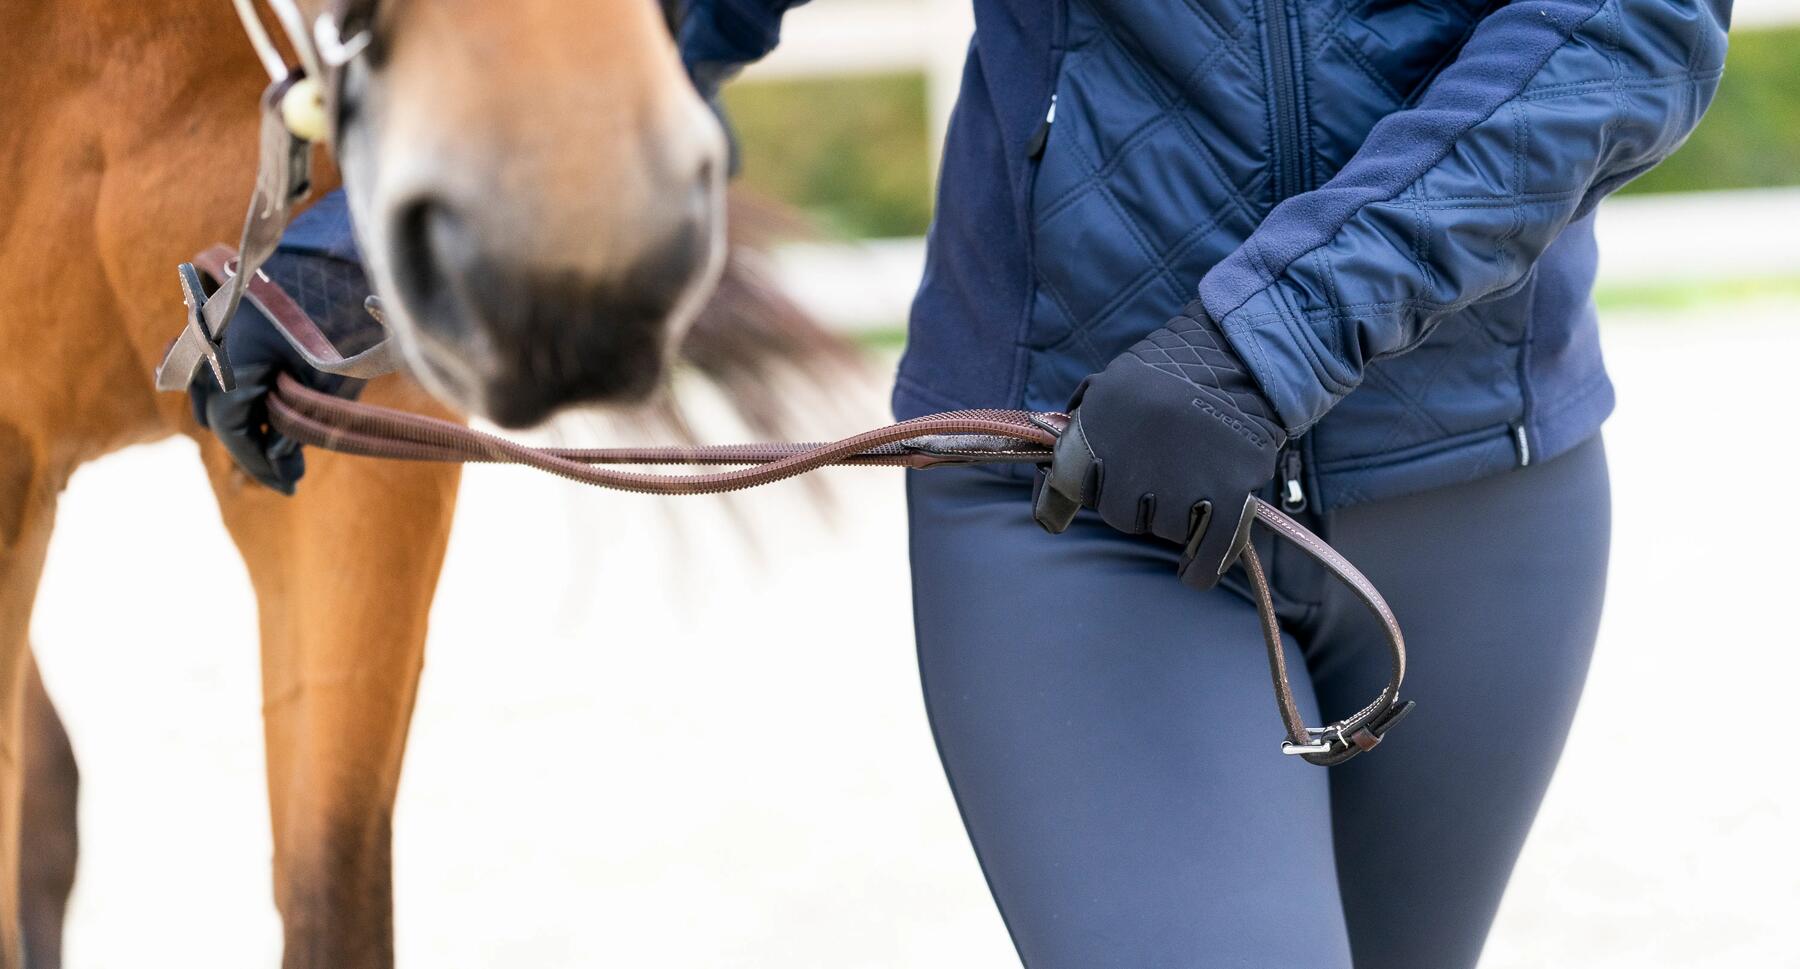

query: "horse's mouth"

left=394, top=310, right=680, bottom=429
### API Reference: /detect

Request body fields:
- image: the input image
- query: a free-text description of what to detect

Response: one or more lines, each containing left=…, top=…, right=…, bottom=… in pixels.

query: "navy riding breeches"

left=905, top=435, right=1611, bottom=969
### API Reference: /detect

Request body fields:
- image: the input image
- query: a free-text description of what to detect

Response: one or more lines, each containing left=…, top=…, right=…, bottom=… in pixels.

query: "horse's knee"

left=19, top=661, right=77, bottom=969
left=0, top=421, right=39, bottom=555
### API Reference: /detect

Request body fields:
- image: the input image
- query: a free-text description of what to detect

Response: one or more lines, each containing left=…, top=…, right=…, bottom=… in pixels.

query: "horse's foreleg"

left=205, top=378, right=461, bottom=969
left=0, top=425, right=61, bottom=969
left=18, top=654, right=76, bottom=969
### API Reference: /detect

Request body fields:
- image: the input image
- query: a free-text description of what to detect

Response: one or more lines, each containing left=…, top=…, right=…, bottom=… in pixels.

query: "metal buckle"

left=314, top=16, right=373, bottom=69
left=1280, top=724, right=1346, bottom=756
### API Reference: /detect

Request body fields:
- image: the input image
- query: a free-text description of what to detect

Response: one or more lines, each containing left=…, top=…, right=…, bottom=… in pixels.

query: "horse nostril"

left=389, top=197, right=477, bottom=341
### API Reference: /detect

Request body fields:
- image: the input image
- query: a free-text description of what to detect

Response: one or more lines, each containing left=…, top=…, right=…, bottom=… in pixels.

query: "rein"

left=261, top=367, right=1412, bottom=767
left=152, top=8, right=1415, bottom=766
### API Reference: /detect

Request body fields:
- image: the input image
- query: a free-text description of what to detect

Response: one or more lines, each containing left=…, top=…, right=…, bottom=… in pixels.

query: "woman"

left=205, top=0, right=1729, bottom=964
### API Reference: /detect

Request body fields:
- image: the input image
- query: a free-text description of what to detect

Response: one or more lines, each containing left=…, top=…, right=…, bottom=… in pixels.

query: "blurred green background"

left=1621, top=25, right=1800, bottom=195
left=724, top=73, right=935, bottom=239
left=723, top=24, right=1800, bottom=241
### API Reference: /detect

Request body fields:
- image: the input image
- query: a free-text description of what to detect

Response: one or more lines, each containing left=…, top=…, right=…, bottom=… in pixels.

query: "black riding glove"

left=188, top=251, right=371, bottom=495
left=1033, top=300, right=1286, bottom=590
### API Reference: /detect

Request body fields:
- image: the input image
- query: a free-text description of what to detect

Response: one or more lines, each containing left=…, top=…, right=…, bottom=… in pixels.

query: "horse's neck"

left=4, top=2, right=265, bottom=216
left=4, top=0, right=219, bottom=83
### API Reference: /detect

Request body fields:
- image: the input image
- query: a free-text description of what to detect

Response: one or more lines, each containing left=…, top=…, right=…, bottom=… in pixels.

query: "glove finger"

left=270, top=444, right=306, bottom=493
left=1176, top=494, right=1257, bottom=591
left=206, top=389, right=298, bottom=496
left=215, top=421, right=295, bottom=495
left=1033, top=417, right=1098, bottom=534
left=1032, top=468, right=1083, bottom=534
left=191, top=384, right=213, bottom=429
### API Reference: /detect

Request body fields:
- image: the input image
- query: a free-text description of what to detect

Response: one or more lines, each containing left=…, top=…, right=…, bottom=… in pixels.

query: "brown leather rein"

left=158, top=11, right=1412, bottom=763
left=166, top=239, right=1413, bottom=765
left=264, top=370, right=1411, bottom=766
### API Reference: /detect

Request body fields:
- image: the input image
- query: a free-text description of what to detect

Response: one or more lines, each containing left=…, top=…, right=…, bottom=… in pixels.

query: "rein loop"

left=260, top=363, right=1413, bottom=767
left=152, top=7, right=1414, bottom=766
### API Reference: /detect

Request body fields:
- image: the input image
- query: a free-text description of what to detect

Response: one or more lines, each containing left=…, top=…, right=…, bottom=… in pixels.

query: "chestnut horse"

left=2, top=2, right=838, bottom=966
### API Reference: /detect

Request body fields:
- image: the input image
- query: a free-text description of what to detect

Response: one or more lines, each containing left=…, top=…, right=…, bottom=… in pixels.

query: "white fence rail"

left=770, top=188, right=1800, bottom=332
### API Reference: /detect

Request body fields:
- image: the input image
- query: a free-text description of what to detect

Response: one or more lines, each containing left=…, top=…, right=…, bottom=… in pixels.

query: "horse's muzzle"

left=385, top=175, right=722, bottom=427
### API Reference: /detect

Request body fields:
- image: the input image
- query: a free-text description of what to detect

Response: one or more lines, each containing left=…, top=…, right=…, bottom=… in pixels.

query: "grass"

left=1619, top=25, right=1800, bottom=196
left=1592, top=275, right=1800, bottom=313
left=719, top=26, right=1800, bottom=241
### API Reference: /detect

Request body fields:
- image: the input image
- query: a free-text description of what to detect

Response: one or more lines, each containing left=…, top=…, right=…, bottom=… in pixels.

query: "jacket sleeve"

left=678, top=0, right=812, bottom=93
left=1197, top=0, right=1730, bottom=435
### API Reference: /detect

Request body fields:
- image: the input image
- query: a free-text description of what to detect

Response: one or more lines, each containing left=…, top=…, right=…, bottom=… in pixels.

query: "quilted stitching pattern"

left=1019, top=0, right=1718, bottom=499
left=1021, top=0, right=1454, bottom=418
left=264, top=252, right=384, bottom=355
left=1130, top=310, right=1280, bottom=434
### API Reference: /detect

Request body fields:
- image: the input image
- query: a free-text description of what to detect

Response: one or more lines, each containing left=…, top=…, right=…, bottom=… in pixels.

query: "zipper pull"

left=1280, top=448, right=1308, bottom=513
left=1027, top=94, right=1057, bottom=159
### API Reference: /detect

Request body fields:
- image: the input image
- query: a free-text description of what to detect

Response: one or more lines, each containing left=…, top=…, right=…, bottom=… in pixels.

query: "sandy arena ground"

left=32, top=302, right=1799, bottom=967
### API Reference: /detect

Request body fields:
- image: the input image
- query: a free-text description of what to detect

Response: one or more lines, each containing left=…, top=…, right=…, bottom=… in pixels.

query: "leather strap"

left=263, top=370, right=1413, bottom=767
left=190, top=246, right=400, bottom=379
left=154, top=81, right=316, bottom=392
left=1240, top=511, right=1415, bottom=765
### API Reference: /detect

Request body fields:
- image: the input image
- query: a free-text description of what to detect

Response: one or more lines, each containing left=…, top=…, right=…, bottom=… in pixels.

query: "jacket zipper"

left=1266, top=0, right=1309, bottom=510
left=1263, top=0, right=1304, bottom=199
left=1028, top=94, right=1057, bottom=160
left=1280, top=443, right=1308, bottom=513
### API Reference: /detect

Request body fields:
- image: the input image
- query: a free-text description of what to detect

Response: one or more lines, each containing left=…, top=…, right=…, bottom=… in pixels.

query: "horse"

left=1, top=1, right=844, bottom=965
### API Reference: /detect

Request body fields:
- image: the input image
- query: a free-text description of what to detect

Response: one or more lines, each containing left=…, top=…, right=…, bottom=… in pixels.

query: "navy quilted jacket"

left=683, top=0, right=1729, bottom=510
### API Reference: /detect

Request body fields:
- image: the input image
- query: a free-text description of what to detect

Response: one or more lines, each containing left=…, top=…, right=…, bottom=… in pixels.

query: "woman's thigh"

left=1315, top=435, right=1612, bottom=969
left=906, top=466, right=1353, bottom=969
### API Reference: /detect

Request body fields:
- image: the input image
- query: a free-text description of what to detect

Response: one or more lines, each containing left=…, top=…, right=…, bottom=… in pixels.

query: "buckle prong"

left=1280, top=723, right=1348, bottom=756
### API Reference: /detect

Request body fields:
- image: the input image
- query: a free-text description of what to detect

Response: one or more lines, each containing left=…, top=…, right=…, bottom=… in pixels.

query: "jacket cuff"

left=1214, top=287, right=1360, bottom=436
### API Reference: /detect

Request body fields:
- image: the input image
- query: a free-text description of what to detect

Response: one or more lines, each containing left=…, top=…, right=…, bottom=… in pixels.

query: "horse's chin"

left=385, top=317, right=686, bottom=429
left=370, top=218, right=720, bottom=428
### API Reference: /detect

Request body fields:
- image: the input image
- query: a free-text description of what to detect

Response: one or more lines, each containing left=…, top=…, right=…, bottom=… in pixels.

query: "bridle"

left=231, top=0, right=378, bottom=124
left=154, top=0, right=387, bottom=396
left=151, top=3, right=1415, bottom=767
